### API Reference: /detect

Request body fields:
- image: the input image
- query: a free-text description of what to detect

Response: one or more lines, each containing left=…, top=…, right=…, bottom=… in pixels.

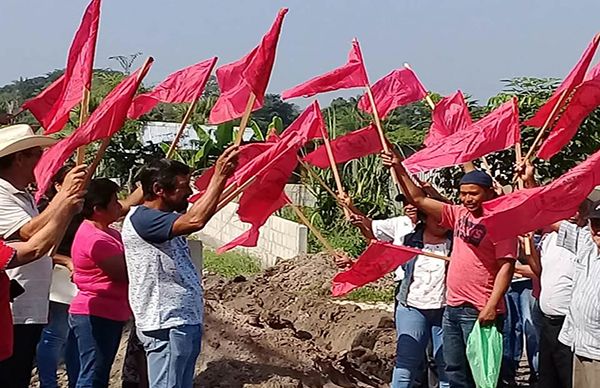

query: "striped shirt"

left=556, top=222, right=600, bottom=360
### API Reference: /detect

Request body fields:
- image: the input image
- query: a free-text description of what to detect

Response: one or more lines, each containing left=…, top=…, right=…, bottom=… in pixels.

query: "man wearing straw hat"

left=0, top=124, right=86, bottom=387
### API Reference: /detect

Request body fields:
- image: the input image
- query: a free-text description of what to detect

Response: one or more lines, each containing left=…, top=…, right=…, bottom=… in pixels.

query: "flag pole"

left=523, top=89, right=569, bottom=162
left=321, top=128, right=351, bottom=218
left=166, top=100, right=198, bottom=159
left=233, top=93, right=257, bottom=146
left=285, top=197, right=336, bottom=255
left=298, top=157, right=352, bottom=212
left=76, top=87, right=91, bottom=165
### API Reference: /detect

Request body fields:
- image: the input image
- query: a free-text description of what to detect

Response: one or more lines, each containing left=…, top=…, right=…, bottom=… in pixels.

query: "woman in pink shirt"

left=69, top=179, right=130, bottom=388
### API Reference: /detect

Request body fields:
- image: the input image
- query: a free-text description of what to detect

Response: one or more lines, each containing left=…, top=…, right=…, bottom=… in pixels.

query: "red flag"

left=537, top=65, right=600, bottom=160
left=208, top=8, right=287, bottom=124
left=34, top=60, right=153, bottom=201
left=281, top=40, right=369, bottom=99
left=22, top=0, right=100, bottom=134
left=357, top=68, right=427, bottom=119
left=303, top=125, right=382, bottom=168
left=192, top=101, right=324, bottom=201
left=404, top=98, right=520, bottom=173
left=525, top=34, right=600, bottom=128
left=481, top=148, right=600, bottom=242
left=128, top=57, right=217, bottom=119
left=331, top=241, right=421, bottom=297
left=423, top=90, right=472, bottom=147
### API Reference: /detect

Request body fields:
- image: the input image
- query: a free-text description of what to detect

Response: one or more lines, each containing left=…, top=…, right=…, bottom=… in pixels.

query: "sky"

left=1, top=0, right=599, bottom=106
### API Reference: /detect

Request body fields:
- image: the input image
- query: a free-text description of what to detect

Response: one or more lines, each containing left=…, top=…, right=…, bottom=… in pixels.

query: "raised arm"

left=171, top=146, right=239, bottom=237
left=18, top=165, right=87, bottom=241
left=338, top=194, right=374, bottom=240
left=119, top=186, right=143, bottom=217
left=380, top=150, right=445, bottom=222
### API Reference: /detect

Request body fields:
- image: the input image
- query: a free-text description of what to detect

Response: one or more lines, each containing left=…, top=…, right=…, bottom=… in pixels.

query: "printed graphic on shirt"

left=455, top=215, right=487, bottom=247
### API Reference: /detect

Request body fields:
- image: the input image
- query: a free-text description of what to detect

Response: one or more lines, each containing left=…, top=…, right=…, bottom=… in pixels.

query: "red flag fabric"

left=303, top=124, right=382, bottom=168
left=331, top=241, right=421, bottom=297
left=128, top=57, right=217, bottom=119
left=423, top=90, right=473, bottom=147
left=525, top=34, right=600, bottom=128
left=281, top=40, right=369, bottom=100
left=481, top=148, right=600, bottom=242
left=537, top=65, right=600, bottom=160
left=22, top=0, right=100, bottom=134
left=404, top=98, right=520, bottom=173
left=34, top=61, right=152, bottom=201
left=208, top=8, right=287, bottom=124
left=357, top=68, right=427, bottom=119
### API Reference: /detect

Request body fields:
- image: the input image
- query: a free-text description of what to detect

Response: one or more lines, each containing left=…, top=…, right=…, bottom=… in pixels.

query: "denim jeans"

left=37, top=302, right=79, bottom=388
left=501, top=280, right=540, bottom=382
left=137, top=325, right=202, bottom=388
left=392, top=305, right=449, bottom=388
left=69, top=314, right=125, bottom=388
left=443, top=304, right=504, bottom=388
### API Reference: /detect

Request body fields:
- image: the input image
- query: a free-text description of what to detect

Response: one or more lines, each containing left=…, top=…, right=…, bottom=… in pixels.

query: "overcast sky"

left=1, top=0, right=599, bottom=105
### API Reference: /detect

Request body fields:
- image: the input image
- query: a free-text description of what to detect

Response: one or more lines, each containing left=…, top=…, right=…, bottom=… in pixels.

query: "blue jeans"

left=137, top=324, right=202, bottom=388
left=392, top=305, right=449, bottom=388
left=37, top=302, right=80, bottom=388
left=501, top=280, right=540, bottom=382
left=69, top=314, right=125, bottom=388
left=443, top=304, right=504, bottom=388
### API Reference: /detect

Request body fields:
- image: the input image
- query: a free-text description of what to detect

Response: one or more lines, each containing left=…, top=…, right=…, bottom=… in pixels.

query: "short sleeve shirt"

left=0, top=178, right=52, bottom=324
left=441, top=204, right=518, bottom=313
left=69, top=221, right=130, bottom=322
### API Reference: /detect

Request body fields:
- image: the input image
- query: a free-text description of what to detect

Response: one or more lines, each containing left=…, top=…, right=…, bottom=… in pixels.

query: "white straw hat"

left=0, top=124, right=57, bottom=158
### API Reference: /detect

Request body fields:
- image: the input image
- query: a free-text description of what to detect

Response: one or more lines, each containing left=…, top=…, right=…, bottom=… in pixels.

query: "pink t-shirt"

left=441, top=204, right=518, bottom=313
left=69, top=221, right=131, bottom=321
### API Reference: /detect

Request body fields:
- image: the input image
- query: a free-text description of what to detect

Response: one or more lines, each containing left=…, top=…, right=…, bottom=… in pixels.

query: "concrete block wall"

left=198, top=202, right=308, bottom=268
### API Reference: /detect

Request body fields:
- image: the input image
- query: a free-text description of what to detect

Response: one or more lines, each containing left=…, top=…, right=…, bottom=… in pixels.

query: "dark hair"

left=43, top=163, right=75, bottom=200
left=81, top=178, right=120, bottom=219
left=137, top=159, right=191, bottom=200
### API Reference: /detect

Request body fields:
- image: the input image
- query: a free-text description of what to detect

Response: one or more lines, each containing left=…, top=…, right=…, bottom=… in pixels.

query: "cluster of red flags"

left=331, top=241, right=422, bottom=297
left=404, top=97, right=520, bottom=173
left=34, top=61, right=153, bottom=201
left=423, top=90, right=472, bottom=147
left=209, top=8, right=288, bottom=124
left=482, top=146, right=600, bottom=243
left=22, top=0, right=100, bottom=134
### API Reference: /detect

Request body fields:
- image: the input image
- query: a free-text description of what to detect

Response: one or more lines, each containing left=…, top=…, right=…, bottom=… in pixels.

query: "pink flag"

left=404, top=98, right=520, bottom=173
left=331, top=241, right=421, bottom=297
left=481, top=148, right=600, bottom=242
left=537, top=64, right=600, bottom=160
left=423, top=90, right=473, bottom=147
left=22, top=0, right=100, bottom=134
left=281, top=40, right=369, bottom=99
left=303, top=125, right=382, bottom=168
left=128, top=57, right=217, bottom=119
left=525, top=34, right=600, bottom=128
left=209, top=8, right=287, bottom=124
left=357, top=67, right=427, bottom=119
left=35, top=60, right=153, bottom=201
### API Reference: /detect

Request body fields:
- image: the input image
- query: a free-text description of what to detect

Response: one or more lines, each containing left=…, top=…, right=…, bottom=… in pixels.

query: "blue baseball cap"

left=459, top=170, right=493, bottom=189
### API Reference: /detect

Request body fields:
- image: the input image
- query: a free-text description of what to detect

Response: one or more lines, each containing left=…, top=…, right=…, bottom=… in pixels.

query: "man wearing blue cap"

left=382, top=150, right=517, bottom=388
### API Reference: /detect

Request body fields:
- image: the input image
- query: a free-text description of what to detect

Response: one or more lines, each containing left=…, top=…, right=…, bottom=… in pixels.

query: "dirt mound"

left=198, top=253, right=396, bottom=387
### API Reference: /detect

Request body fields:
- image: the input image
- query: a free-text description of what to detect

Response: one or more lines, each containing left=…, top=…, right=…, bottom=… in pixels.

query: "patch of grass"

left=344, top=286, right=395, bottom=303
left=203, top=249, right=261, bottom=278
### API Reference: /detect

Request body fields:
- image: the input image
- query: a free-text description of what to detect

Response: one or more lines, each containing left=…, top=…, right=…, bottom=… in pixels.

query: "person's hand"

left=61, top=165, right=88, bottom=195
left=333, top=252, right=354, bottom=269
left=477, top=304, right=497, bottom=325
left=337, top=192, right=352, bottom=208
left=404, top=204, right=418, bottom=221
left=214, top=146, right=239, bottom=179
left=348, top=213, right=368, bottom=227
left=0, top=113, right=14, bottom=125
left=515, top=160, right=535, bottom=185
left=380, top=150, right=402, bottom=169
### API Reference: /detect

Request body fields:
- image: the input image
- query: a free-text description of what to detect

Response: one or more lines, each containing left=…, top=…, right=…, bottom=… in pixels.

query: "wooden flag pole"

left=321, top=133, right=351, bottom=218
left=285, top=197, right=336, bottom=255
left=166, top=99, right=199, bottom=159
left=523, top=89, right=569, bottom=162
left=76, top=88, right=91, bottom=165
left=233, top=93, right=257, bottom=146
left=298, top=157, right=353, bottom=212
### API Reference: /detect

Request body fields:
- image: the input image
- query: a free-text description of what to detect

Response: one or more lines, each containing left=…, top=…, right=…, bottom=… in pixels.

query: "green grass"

left=344, top=286, right=395, bottom=303
left=203, top=249, right=261, bottom=278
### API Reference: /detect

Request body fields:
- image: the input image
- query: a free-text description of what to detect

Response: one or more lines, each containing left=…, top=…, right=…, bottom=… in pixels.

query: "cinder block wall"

left=198, top=202, right=308, bottom=268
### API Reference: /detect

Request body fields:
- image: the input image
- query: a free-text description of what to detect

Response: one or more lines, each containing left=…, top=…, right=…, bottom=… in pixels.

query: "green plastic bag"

left=466, top=321, right=503, bottom=388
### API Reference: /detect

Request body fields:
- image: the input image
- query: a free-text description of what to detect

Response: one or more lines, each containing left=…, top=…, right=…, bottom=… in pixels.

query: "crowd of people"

left=0, top=119, right=598, bottom=388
